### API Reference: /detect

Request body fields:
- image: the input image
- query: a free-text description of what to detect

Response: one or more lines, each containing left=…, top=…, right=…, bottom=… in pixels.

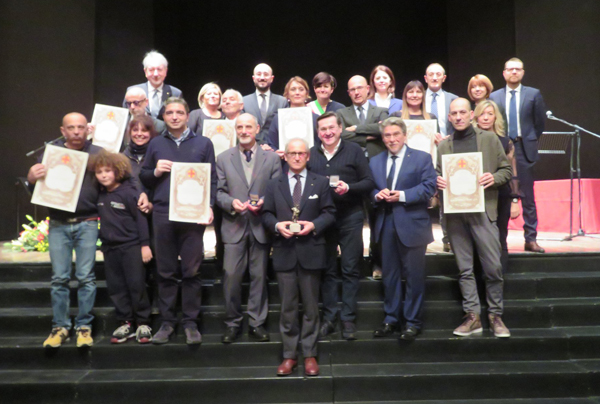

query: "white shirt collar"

left=148, top=82, right=164, bottom=92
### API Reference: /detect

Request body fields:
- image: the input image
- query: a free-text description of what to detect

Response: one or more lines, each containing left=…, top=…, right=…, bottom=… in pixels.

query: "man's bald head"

left=448, top=98, right=474, bottom=132
left=253, top=63, right=274, bottom=92
left=60, top=113, right=88, bottom=150
left=347, top=75, right=369, bottom=106
left=125, top=87, right=149, bottom=117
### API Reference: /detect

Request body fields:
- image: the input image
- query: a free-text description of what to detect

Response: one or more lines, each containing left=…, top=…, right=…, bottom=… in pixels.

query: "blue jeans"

left=48, top=220, right=98, bottom=329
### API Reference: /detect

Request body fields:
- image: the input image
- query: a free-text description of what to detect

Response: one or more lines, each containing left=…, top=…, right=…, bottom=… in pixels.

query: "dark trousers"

left=497, top=191, right=512, bottom=273
left=103, top=243, right=151, bottom=325
left=380, top=212, right=427, bottom=329
left=153, top=211, right=205, bottom=328
left=277, top=265, right=321, bottom=359
left=515, top=142, right=538, bottom=242
left=321, top=209, right=363, bottom=323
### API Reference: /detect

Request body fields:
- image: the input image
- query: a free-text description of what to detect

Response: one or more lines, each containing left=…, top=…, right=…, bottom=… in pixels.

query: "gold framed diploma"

left=202, top=120, right=236, bottom=160
left=278, top=107, right=314, bottom=149
left=169, top=162, right=211, bottom=223
left=442, top=152, right=485, bottom=214
left=405, top=120, right=437, bottom=164
left=31, top=144, right=89, bottom=212
left=91, top=104, right=129, bottom=153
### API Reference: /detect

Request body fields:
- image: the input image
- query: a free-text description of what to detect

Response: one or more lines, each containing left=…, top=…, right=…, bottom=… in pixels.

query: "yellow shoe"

left=76, top=326, right=93, bottom=347
left=43, top=327, right=69, bottom=348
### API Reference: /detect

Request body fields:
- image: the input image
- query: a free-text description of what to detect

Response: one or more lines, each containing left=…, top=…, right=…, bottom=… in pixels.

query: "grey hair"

left=284, top=138, right=310, bottom=154
left=379, top=117, right=407, bottom=134
left=222, top=89, right=243, bottom=103
left=142, top=50, right=168, bottom=69
left=125, top=86, right=148, bottom=99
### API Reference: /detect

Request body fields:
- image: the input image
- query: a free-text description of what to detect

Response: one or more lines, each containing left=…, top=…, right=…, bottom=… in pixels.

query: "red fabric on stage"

left=508, top=179, right=600, bottom=234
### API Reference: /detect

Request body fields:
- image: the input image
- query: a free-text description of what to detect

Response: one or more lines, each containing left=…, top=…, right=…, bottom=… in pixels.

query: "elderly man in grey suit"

left=425, top=63, right=458, bottom=138
left=337, top=75, right=389, bottom=159
left=242, top=63, right=288, bottom=144
left=437, top=98, right=512, bottom=339
left=123, top=50, right=182, bottom=119
left=216, top=113, right=283, bottom=343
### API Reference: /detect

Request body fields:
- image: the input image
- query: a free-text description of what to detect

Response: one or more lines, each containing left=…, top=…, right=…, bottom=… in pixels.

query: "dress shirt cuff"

left=399, top=191, right=406, bottom=203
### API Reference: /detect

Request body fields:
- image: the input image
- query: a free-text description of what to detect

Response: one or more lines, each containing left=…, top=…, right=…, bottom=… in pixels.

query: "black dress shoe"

left=319, top=319, right=336, bottom=338
left=249, top=326, right=270, bottom=342
left=400, top=326, right=420, bottom=341
left=221, top=327, right=240, bottom=344
left=342, top=321, right=357, bottom=340
left=373, top=323, right=396, bottom=338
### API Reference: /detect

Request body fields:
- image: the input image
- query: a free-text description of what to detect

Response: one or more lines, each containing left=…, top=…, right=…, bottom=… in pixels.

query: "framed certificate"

left=405, top=120, right=437, bottom=164
left=442, top=152, right=485, bottom=214
left=278, top=107, right=314, bottom=149
left=169, top=162, right=211, bottom=223
left=31, top=144, right=89, bottom=212
left=202, top=120, right=236, bottom=160
left=91, top=104, right=129, bottom=153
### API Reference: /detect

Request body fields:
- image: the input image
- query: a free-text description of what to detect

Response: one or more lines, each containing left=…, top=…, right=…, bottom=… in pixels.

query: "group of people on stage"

left=26, top=50, right=546, bottom=377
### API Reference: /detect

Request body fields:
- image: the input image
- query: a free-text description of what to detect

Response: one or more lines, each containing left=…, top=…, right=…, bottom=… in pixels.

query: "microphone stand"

left=547, top=113, right=600, bottom=239
left=25, top=136, right=64, bottom=157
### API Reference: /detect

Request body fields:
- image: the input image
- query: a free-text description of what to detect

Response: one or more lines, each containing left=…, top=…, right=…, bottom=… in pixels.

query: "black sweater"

left=97, top=181, right=149, bottom=250
left=139, top=131, right=217, bottom=214
left=308, top=140, right=375, bottom=216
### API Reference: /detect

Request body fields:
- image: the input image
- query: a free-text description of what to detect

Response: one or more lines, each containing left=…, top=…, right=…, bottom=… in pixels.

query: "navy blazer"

left=369, top=97, right=403, bottom=115
left=262, top=171, right=336, bottom=271
left=369, top=146, right=437, bottom=247
left=122, top=83, right=182, bottom=119
left=489, top=86, right=546, bottom=163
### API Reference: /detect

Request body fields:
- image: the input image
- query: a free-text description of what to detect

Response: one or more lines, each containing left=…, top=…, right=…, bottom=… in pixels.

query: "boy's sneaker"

left=136, top=324, right=153, bottom=344
left=489, top=314, right=511, bottom=338
left=111, top=321, right=135, bottom=344
left=76, top=326, right=93, bottom=348
left=453, top=312, right=483, bottom=337
left=43, top=327, right=69, bottom=348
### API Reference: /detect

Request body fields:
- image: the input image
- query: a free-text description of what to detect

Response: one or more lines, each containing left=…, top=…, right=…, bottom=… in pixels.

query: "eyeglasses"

left=286, top=152, right=308, bottom=158
left=504, top=68, right=524, bottom=72
left=125, top=100, right=146, bottom=107
left=348, top=86, right=366, bottom=93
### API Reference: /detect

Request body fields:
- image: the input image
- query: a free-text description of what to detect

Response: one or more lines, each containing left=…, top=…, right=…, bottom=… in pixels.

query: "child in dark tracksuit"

left=90, top=151, right=153, bottom=344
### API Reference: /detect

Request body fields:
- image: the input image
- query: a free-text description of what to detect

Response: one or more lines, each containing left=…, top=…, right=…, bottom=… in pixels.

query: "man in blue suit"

left=490, top=57, right=546, bottom=253
left=123, top=51, right=182, bottom=120
left=425, top=63, right=458, bottom=138
left=369, top=117, right=437, bottom=340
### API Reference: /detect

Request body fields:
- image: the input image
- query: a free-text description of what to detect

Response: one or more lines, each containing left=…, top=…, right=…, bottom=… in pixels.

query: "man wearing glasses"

left=124, top=87, right=166, bottom=134
left=262, top=138, right=336, bottom=377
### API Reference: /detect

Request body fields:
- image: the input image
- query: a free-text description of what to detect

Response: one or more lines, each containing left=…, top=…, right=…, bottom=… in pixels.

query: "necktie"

left=259, top=94, right=267, bottom=123
left=243, top=150, right=252, bottom=163
left=152, top=89, right=160, bottom=118
left=430, top=92, right=438, bottom=116
left=358, top=106, right=366, bottom=124
left=509, top=90, right=518, bottom=140
left=292, top=174, right=302, bottom=207
left=387, top=156, right=398, bottom=190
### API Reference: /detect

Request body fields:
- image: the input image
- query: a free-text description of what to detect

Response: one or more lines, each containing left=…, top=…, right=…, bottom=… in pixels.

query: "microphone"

left=546, top=110, right=553, bottom=118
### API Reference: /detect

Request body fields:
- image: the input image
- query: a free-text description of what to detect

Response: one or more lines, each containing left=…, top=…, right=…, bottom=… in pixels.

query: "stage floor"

left=2, top=224, right=599, bottom=264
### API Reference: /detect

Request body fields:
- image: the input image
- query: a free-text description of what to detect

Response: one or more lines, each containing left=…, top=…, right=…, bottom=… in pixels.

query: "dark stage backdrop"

left=0, top=0, right=599, bottom=241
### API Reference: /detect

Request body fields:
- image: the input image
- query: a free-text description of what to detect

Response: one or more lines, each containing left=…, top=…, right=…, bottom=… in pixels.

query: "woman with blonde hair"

left=188, top=82, right=225, bottom=134
left=474, top=99, right=520, bottom=272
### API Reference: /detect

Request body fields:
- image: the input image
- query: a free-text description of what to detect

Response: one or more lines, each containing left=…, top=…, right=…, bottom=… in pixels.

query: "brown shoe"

left=524, top=241, right=545, bottom=253
left=304, top=357, right=319, bottom=376
left=277, top=359, right=297, bottom=376
left=489, top=314, right=511, bottom=338
left=453, top=313, right=483, bottom=337
left=443, top=242, right=452, bottom=253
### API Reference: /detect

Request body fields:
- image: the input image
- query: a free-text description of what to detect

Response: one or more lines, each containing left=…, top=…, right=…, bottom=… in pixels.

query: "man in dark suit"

left=437, top=98, right=512, bottom=338
left=337, top=75, right=389, bottom=159
left=123, top=51, right=182, bottom=119
left=262, top=138, right=336, bottom=377
left=490, top=57, right=546, bottom=253
left=369, top=117, right=437, bottom=340
left=216, top=113, right=282, bottom=344
left=309, top=112, right=374, bottom=340
left=242, top=63, right=288, bottom=144
left=425, top=63, right=458, bottom=138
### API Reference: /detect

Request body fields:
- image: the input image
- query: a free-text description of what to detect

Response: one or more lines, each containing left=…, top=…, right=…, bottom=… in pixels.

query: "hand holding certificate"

left=90, top=104, right=129, bottom=153
left=31, top=145, right=89, bottom=212
left=202, top=120, right=236, bottom=160
left=441, top=152, right=485, bottom=214
left=278, top=107, right=314, bottom=149
left=169, top=162, right=212, bottom=224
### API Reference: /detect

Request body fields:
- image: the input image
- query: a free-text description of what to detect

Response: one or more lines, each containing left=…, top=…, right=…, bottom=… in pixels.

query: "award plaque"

left=329, top=175, right=340, bottom=188
left=405, top=120, right=437, bottom=164
left=442, top=152, right=485, bottom=214
left=91, top=104, right=129, bottom=153
left=278, top=107, right=314, bottom=150
left=202, top=120, right=236, bottom=160
left=289, top=206, right=301, bottom=233
left=169, top=162, right=211, bottom=223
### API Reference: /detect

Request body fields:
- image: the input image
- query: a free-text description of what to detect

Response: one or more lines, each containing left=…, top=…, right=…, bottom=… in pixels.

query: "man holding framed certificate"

left=436, top=98, right=512, bottom=338
left=139, top=97, right=217, bottom=345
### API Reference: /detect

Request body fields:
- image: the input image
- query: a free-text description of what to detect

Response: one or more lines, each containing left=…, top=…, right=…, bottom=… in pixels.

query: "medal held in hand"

left=289, top=205, right=301, bottom=233
left=249, top=193, right=260, bottom=207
